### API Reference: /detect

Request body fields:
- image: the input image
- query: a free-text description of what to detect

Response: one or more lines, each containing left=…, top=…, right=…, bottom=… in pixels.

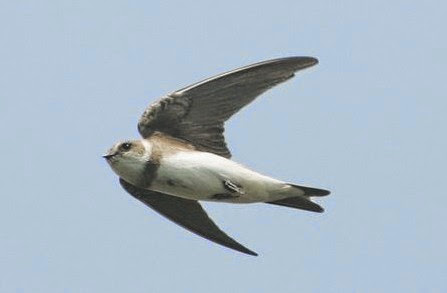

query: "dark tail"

left=288, top=183, right=330, bottom=197
left=266, top=184, right=330, bottom=213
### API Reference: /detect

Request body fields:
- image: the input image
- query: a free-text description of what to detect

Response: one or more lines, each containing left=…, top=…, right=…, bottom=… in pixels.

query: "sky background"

left=1, top=1, right=446, bottom=292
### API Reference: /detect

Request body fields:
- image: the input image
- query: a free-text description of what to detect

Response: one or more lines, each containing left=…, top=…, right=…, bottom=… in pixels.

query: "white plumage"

left=151, top=150, right=297, bottom=203
left=103, top=57, right=329, bottom=256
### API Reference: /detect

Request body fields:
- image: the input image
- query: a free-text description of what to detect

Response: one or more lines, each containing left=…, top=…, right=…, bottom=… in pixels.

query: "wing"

left=138, top=56, right=318, bottom=158
left=119, top=179, right=258, bottom=256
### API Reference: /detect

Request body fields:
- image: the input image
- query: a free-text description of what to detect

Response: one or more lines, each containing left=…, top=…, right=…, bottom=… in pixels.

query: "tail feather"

left=267, top=196, right=324, bottom=213
left=265, top=183, right=330, bottom=213
left=289, top=183, right=330, bottom=197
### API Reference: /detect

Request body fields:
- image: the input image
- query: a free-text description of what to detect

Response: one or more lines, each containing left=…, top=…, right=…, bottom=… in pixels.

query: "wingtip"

left=243, top=248, right=258, bottom=256
left=296, top=56, right=319, bottom=68
left=224, top=242, right=258, bottom=256
left=274, top=56, right=318, bottom=72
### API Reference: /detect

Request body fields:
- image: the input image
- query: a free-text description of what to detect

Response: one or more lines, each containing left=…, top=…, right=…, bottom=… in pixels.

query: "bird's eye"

left=121, top=142, right=132, bottom=151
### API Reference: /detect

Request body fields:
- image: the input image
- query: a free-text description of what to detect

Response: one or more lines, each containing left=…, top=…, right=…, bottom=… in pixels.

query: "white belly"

left=150, top=151, right=286, bottom=203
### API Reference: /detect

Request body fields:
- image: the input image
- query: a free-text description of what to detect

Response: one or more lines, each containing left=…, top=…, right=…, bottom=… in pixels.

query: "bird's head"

left=103, top=139, right=152, bottom=185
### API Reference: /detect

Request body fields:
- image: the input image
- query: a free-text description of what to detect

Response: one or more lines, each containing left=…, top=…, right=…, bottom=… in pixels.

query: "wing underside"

left=119, top=179, right=258, bottom=256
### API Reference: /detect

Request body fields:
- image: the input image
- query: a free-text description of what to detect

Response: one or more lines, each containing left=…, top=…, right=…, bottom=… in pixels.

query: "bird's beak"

left=102, top=150, right=117, bottom=160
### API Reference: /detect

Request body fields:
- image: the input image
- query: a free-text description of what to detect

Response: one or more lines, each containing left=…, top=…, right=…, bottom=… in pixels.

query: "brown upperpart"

left=148, top=131, right=196, bottom=162
left=137, top=132, right=196, bottom=188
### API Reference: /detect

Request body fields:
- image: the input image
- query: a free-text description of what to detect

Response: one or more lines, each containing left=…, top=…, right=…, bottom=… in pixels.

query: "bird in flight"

left=103, top=56, right=330, bottom=256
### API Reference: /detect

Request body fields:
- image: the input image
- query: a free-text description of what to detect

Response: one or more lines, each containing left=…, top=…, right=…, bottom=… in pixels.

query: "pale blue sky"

left=1, top=1, right=446, bottom=292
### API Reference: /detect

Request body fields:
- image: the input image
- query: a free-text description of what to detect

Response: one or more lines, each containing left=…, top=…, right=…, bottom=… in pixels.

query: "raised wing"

left=120, top=179, right=258, bottom=256
left=138, top=56, right=318, bottom=158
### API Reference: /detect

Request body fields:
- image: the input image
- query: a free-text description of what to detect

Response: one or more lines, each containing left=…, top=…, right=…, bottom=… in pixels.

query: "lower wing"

left=119, top=179, right=257, bottom=256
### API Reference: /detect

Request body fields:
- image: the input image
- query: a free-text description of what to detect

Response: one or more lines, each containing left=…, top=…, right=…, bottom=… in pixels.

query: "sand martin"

left=104, top=57, right=330, bottom=256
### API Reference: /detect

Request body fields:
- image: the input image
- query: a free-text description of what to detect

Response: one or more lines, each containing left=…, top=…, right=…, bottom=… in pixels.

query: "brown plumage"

left=104, top=57, right=330, bottom=256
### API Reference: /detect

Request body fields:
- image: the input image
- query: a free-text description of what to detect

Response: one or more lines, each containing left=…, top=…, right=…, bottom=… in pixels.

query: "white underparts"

left=150, top=151, right=290, bottom=203
left=110, top=155, right=146, bottom=186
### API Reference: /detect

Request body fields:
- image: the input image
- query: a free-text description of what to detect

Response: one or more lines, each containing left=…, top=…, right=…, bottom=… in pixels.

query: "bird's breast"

left=149, top=150, right=282, bottom=202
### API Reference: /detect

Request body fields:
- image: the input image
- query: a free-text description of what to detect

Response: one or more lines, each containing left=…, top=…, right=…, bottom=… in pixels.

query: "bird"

left=103, top=56, right=330, bottom=256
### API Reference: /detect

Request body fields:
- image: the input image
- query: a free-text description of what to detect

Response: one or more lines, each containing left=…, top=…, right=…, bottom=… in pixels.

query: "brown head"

left=103, top=139, right=152, bottom=186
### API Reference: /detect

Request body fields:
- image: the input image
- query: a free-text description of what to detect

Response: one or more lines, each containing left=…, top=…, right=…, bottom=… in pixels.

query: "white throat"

left=141, top=139, right=153, bottom=161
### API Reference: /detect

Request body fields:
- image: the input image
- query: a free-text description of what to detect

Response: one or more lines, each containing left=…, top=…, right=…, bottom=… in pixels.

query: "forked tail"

left=266, top=183, right=330, bottom=213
